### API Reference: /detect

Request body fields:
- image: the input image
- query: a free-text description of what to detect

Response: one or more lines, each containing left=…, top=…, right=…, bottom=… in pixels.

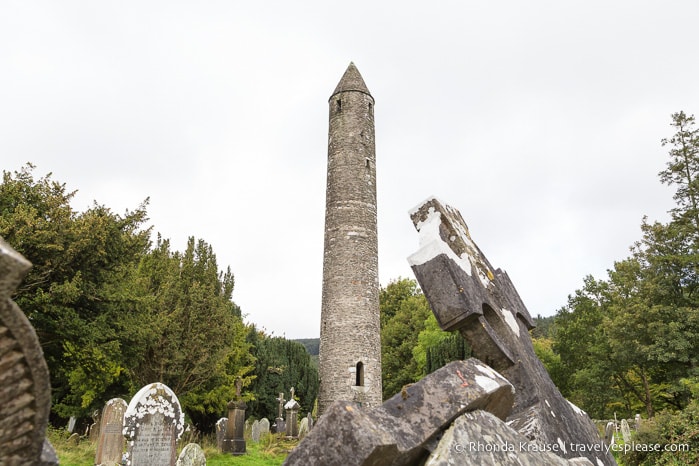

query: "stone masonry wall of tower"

left=318, top=63, right=382, bottom=415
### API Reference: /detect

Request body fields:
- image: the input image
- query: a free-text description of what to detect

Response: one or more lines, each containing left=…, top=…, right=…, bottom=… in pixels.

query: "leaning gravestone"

left=95, top=398, right=128, bottom=466
left=407, top=198, right=615, bottom=466
left=123, top=382, right=185, bottom=466
left=175, top=443, right=206, bottom=466
left=0, top=237, right=58, bottom=466
left=67, top=416, right=77, bottom=434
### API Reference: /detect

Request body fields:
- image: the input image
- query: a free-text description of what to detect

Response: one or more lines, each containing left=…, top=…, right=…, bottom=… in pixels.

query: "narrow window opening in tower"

left=368, top=102, right=372, bottom=112
left=336, top=99, right=342, bottom=111
left=355, top=362, right=364, bottom=386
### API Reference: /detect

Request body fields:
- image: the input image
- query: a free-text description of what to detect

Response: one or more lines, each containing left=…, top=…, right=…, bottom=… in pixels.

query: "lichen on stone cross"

left=407, top=197, right=616, bottom=466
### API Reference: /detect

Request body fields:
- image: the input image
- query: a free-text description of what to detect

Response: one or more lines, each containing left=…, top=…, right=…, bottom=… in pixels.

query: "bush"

left=620, top=399, right=699, bottom=465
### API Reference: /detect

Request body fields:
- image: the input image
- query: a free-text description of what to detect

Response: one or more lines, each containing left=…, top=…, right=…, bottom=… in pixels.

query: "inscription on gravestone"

left=130, top=413, right=175, bottom=464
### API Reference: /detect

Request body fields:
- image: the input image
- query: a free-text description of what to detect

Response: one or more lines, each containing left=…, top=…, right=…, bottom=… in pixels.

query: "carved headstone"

left=251, top=420, right=261, bottom=443
left=222, top=398, right=246, bottom=455
left=0, top=237, right=58, bottom=466
left=123, top=382, right=185, bottom=466
left=67, top=416, right=77, bottom=434
left=283, top=359, right=515, bottom=466
left=275, top=392, right=285, bottom=435
left=95, top=398, right=128, bottom=466
left=215, top=417, right=227, bottom=450
left=307, top=412, right=314, bottom=431
left=620, top=419, right=631, bottom=444
left=634, top=413, right=641, bottom=432
left=175, top=443, right=206, bottom=466
left=604, top=421, right=615, bottom=446
left=89, top=409, right=102, bottom=442
left=67, top=433, right=80, bottom=446
left=298, top=417, right=309, bottom=439
left=408, top=198, right=615, bottom=466
left=285, top=396, right=301, bottom=438
left=259, top=418, right=270, bottom=436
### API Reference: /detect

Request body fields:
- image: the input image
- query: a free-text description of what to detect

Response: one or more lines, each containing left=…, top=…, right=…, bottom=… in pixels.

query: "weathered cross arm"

left=408, top=197, right=616, bottom=466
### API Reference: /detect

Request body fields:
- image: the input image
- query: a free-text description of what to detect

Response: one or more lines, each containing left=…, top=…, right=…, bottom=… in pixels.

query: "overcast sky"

left=3, top=1, right=695, bottom=339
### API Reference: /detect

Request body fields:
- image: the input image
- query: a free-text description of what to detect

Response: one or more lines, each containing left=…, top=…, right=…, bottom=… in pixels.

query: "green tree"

left=660, top=111, right=699, bottom=231
left=0, top=164, right=151, bottom=417
left=380, top=278, right=433, bottom=399
left=552, top=112, right=699, bottom=419
left=130, top=235, right=254, bottom=430
left=246, top=330, right=319, bottom=420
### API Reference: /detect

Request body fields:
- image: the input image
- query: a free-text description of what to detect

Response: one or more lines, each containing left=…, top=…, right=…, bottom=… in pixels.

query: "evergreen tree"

left=0, top=164, right=151, bottom=418
left=246, top=330, right=318, bottom=420
left=130, top=235, right=254, bottom=430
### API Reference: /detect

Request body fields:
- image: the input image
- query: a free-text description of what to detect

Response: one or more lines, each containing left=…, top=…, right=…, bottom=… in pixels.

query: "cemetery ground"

left=48, top=427, right=294, bottom=466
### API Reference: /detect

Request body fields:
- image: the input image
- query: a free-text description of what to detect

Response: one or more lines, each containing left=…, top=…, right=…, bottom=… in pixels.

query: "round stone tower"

left=318, top=63, right=382, bottom=415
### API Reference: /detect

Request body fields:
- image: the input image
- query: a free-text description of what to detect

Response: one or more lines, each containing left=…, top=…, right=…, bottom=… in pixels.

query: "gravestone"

left=634, top=413, right=641, bottom=432
left=285, top=388, right=301, bottom=438
left=251, top=420, right=261, bottom=443
left=222, top=380, right=246, bottom=455
left=123, top=382, right=185, bottom=466
left=215, top=417, right=227, bottom=451
left=307, top=412, right=313, bottom=431
left=275, top=392, right=286, bottom=435
left=620, top=419, right=631, bottom=443
left=89, top=409, right=102, bottom=442
left=407, top=198, right=615, bottom=466
left=67, top=417, right=77, bottom=434
left=223, top=401, right=247, bottom=455
left=175, top=443, right=206, bottom=466
left=0, top=237, right=58, bottom=466
left=283, top=359, right=515, bottom=465
left=259, top=418, right=270, bottom=436
left=95, top=397, right=128, bottom=466
left=67, top=433, right=80, bottom=446
left=604, top=421, right=615, bottom=446
left=298, top=417, right=309, bottom=439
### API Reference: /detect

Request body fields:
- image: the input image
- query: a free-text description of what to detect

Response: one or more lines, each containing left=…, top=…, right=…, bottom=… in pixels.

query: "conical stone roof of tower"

left=330, top=62, right=372, bottom=99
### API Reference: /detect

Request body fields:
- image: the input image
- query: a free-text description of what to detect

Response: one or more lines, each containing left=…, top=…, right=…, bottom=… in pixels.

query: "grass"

left=48, top=427, right=293, bottom=465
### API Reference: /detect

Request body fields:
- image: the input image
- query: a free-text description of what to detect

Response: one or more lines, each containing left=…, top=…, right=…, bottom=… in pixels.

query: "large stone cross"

left=408, top=197, right=615, bottom=466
